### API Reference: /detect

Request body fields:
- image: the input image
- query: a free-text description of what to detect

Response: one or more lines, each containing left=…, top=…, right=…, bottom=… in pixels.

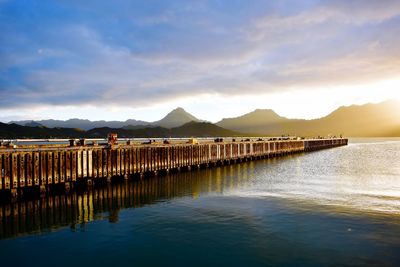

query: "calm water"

left=1, top=138, right=400, bottom=266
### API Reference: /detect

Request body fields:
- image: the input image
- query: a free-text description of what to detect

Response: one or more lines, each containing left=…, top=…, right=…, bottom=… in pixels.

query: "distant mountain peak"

left=250, top=108, right=281, bottom=116
left=153, top=107, right=200, bottom=128
left=216, top=108, right=286, bottom=132
left=254, top=108, right=273, bottom=112
left=167, top=107, right=193, bottom=116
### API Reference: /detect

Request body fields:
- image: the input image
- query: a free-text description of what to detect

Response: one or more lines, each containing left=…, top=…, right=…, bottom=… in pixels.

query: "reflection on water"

left=1, top=139, right=400, bottom=267
left=0, top=164, right=258, bottom=239
left=1, top=139, right=400, bottom=239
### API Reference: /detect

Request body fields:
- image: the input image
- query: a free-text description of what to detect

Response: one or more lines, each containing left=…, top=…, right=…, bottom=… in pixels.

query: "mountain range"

left=9, top=107, right=200, bottom=130
left=0, top=121, right=238, bottom=139
left=3, top=100, right=400, bottom=138
left=217, top=100, right=400, bottom=137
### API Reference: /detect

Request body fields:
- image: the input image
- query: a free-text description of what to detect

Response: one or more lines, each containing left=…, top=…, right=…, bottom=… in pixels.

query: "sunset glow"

left=1, top=2, right=400, bottom=265
left=1, top=0, right=400, bottom=122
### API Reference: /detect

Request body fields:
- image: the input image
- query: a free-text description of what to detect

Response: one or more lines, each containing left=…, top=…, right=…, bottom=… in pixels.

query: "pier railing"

left=0, top=138, right=347, bottom=195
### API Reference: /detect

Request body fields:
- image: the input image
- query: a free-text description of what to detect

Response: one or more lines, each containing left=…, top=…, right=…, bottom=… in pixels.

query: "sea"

left=1, top=138, right=399, bottom=267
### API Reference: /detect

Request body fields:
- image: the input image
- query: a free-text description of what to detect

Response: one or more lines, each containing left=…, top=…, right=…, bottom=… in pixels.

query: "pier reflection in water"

left=0, top=161, right=259, bottom=239
left=1, top=139, right=400, bottom=267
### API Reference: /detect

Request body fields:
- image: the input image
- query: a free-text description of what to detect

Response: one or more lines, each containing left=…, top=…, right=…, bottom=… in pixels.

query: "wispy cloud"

left=0, top=0, right=399, bottom=117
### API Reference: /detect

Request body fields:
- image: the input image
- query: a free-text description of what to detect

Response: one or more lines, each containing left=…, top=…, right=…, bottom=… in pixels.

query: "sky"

left=0, top=0, right=400, bottom=123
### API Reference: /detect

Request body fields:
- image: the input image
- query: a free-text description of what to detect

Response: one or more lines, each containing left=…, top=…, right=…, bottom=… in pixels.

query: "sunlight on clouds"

left=1, top=0, right=400, bottom=121
left=1, top=79, right=398, bottom=123
left=179, top=78, right=400, bottom=121
left=376, top=80, right=400, bottom=100
left=268, top=79, right=400, bottom=119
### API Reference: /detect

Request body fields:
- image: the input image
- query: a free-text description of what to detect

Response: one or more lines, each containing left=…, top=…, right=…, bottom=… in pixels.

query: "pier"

left=0, top=138, right=347, bottom=198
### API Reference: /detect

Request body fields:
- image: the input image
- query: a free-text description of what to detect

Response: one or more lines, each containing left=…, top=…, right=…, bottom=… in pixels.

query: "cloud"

left=0, top=0, right=400, bottom=112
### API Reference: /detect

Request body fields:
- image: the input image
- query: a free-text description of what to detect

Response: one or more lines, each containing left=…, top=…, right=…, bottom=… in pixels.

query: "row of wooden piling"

left=0, top=139, right=348, bottom=196
left=0, top=164, right=260, bottom=239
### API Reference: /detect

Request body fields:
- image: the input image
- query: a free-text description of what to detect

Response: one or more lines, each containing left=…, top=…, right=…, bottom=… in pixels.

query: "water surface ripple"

left=1, top=138, right=399, bottom=267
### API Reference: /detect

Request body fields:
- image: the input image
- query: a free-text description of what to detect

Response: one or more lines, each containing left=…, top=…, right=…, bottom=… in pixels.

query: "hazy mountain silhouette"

left=87, top=121, right=238, bottom=138
left=24, top=121, right=44, bottom=127
left=217, top=100, right=400, bottom=137
left=9, top=107, right=200, bottom=130
left=301, top=100, right=400, bottom=136
left=9, top=118, right=149, bottom=131
left=4, top=101, right=400, bottom=138
left=152, top=107, right=200, bottom=128
left=217, top=109, right=287, bottom=133
left=0, top=121, right=239, bottom=139
left=0, top=122, right=85, bottom=139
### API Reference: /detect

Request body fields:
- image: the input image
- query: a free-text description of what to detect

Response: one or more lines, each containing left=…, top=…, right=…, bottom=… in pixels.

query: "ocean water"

left=1, top=138, right=399, bottom=266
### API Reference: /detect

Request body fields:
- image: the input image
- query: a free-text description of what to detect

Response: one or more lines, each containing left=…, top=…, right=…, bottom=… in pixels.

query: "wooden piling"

left=0, top=138, right=347, bottom=194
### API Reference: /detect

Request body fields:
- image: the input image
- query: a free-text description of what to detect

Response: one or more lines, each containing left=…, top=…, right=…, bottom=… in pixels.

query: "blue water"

left=1, top=138, right=400, bottom=266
